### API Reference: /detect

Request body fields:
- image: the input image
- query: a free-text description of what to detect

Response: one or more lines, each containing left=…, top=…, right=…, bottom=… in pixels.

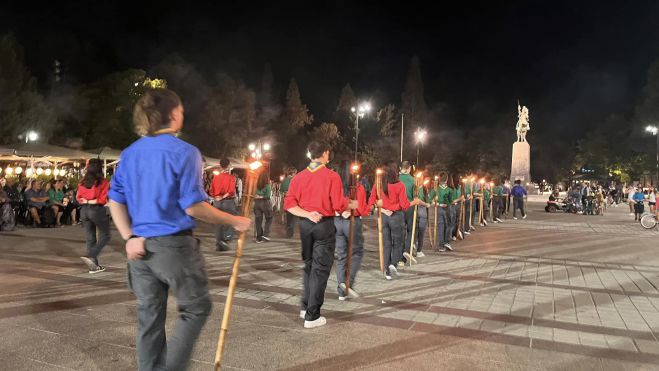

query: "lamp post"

left=25, top=131, right=38, bottom=143
left=414, top=128, right=427, bottom=167
left=350, top=102, right=371, bottom=163
left=646, top=125, right=658, bottom=186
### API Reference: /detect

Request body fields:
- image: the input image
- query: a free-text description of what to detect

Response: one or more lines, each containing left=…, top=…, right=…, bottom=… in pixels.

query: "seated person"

left=48, top=179, right=66, bottom=226
left=24, top=180, right=50, bottom=226
left=548, top=190, right=559, bottom=202
left=0, top=190, right=15, bottom=231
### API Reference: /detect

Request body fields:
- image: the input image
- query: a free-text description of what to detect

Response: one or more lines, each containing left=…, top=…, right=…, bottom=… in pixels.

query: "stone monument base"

left=510, top=141, right=531, bottom=183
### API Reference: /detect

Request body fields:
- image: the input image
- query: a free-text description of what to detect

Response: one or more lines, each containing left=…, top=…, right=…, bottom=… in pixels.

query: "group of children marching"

left=282, top=141, right=509, bottom=328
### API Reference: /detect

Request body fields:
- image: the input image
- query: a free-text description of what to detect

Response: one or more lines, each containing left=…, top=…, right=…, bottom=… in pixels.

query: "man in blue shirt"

left=109, top=89, right=250, bottom=371
left=511, top=179, right=528, bottom=219
left=24, top=180, right=49, bottom=226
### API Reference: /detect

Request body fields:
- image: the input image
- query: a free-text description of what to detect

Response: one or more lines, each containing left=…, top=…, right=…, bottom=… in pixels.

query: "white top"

left=650, top=192, right=656, bottom=203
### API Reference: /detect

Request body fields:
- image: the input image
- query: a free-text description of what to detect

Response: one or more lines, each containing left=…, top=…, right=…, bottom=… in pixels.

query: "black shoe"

left=89, top=265, right=106, bottom=274
left=215, top=241, right=230, bottom=251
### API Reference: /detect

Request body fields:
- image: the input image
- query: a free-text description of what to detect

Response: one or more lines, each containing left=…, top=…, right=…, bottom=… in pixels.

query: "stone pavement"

left=1, top=200, right=659, bottom=370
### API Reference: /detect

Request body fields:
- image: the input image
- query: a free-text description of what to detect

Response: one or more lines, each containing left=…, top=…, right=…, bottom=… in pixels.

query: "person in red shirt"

left=284, top=141, right=357, bottom=329
left=77, top=159, right=111, bottom=273
left=368, top=161, right=421, bottom=280
left=334, top=168, right=370, bottom=301
left=208, top=158, right=237, bottom=251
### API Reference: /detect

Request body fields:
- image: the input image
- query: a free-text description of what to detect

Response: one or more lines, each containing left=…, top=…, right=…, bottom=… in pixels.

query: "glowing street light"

left=25, top=130, right=39, bottom=143
left=414, top=128, right=427, bottom=166
left=351, top=101, right=372, bottom=162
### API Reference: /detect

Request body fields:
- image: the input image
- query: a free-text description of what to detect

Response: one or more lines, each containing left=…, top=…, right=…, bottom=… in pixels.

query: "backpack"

left=0, top=203, right=16, bottom=231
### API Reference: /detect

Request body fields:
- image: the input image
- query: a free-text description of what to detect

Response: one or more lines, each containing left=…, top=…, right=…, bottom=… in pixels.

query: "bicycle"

left=640, top=213, right=658, bottom=229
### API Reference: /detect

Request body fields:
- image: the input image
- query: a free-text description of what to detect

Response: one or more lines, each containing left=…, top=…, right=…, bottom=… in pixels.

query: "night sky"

left=2, top=0, right=659, bottom=144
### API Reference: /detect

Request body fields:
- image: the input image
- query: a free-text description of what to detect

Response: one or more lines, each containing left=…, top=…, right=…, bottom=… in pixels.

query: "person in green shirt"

left=48, top=179, right=66, bottom=227
left=280, top=167, right=297, bottom=237
left=434, top=172, right=454, bottom=251
left=399, top=161, right=418, bottom=265
left=413, top=178, right=432, bottom=258
left=254, top=171, right=273, bottom=243
left=449, top=175, right=462, bottom=241
left=491, top=179, right=504, bottom=223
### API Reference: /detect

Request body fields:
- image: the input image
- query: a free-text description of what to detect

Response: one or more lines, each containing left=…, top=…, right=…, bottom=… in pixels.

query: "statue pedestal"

left=510, top=141, right=531, bottom=183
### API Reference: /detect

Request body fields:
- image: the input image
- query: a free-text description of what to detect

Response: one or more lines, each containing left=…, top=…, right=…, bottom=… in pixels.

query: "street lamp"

left=248, top=140, right=271, bottom=161
left=25, top=131, right=38, bottom=143
left=646, top=125, right=658, bottom=186
left=414, top=128, right=427, bottom=167
left=350, top=102, right=371, bottom=163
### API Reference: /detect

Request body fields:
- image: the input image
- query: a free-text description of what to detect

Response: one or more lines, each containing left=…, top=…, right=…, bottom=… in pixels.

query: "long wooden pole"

left=214, top=163, right=261, bottom=371
left=468, top=180, right=474, bottom=231
left=408, top=174, right=422, bottom=266
left=345, top=169, right=358, bottom=293
left=376, top=171, right=384, bottom=273
left=432, top=183, right=438, bottom=247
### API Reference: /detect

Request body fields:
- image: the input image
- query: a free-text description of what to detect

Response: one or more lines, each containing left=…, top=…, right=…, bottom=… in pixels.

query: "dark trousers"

left=493, top=196, right=502, bottom=219
left=127, top=236, right=212, bottom=371
left=80, top=205, right=110, bottom=264
left=286, top=212, right=297, bottom=237
left=453, top=201, right=462, bottom=236
left=513, top=197, right=526, bottom=217
left=253, top=199, right=273, bottom=239
left=462, top=199, right=473, bottom=230
left=448, top=205, right=457, bottom=239
left=383, top=211, right=404, bottom=273
left=415, top=206, right=428, bottom=253
left=334, top=217, right=364, bottom=296
left=435, top=206, right=450, bottom=245
left=299, top=218, right=336, bottom=321
left=214, top=199, right=237, bottom=244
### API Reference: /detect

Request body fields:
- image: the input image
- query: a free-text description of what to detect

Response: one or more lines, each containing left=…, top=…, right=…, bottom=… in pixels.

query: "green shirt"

left=399, top=173, right=415, bottom=201
left=280, top=176, right=292, bottom=193
left=484, top=189, right=491, bottom=201
left=492, top=185, right=504, bottom=196
left=256, top=184, right=271, bottom=199
left=436, top=185, right=452, bottom=205
left=451, top=187, right=462, bottom=202
left=48, top=188, right=64, bottom=205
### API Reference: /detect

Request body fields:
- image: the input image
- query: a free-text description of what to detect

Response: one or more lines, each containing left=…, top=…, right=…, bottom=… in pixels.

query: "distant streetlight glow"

left=414, top=128, right=427, bottom=166
left=351, top=100, right=372, bottom=162
left=248, top=143, right=256, bottom=151
left=646, top=124, right=659, bottom=185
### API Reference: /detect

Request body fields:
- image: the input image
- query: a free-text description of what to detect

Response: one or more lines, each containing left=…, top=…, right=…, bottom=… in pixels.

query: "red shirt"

left=350, top=183, right=370, bottom=217
left=284, top=164, right=348, bottom=216
left=209, top=172, right=236, bottom=198
left=368, top=181, right=410, bottom=211
left=76, top=179, right=110, bottom=205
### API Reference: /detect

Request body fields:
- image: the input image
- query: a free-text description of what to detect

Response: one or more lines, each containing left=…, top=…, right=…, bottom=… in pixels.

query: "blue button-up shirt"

left=109, top=134, right=208, bottom=238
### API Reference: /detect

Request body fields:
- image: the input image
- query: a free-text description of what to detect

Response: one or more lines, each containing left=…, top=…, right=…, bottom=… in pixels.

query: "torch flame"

left=471, top=177, right=476, bottom=182
left=416, top=172, right=423, bottom=178
left=376, top=169, right=383, bottom=175
left=480, top=178, right=485, bottom=184
left=249, top=161, right=263, bottom=171
left=462, top=178, right=467, bottom=183
left=351, top=163, right=360, bottom=173
left=423, top=179, right=430, bottom=185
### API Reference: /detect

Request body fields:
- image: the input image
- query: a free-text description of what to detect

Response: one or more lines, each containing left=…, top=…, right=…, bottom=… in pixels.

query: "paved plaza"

left=2, top=200, right=659, bottom=370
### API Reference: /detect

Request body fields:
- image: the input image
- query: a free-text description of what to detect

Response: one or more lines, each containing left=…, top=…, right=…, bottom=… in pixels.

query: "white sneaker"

left=397, top=261, right=405, bottom=269
left=339, top=283, right=360, bottom=298
left=417, top=251, right=426, bottom=258
left=522, top=215, right=527, bottom=219
left=338, top=296, right=346, bottom=301
left=444, top=243, right=453, bottom=251
left=403, top=252, right=417, bottom=264
left=452, top=236, right=457, bottom=241
left=464, top=231, right=471, bottom=235
left=304, top=316, right=327, bottom=329
left=388, top=264, right=398, bottom=276
left=495, top=218, right=503, bottom=223
left=513, top=217, right=518, bottom=220
left=299, top=310, right=306, bottom=319
left=385, top=273, right=392, bottom=280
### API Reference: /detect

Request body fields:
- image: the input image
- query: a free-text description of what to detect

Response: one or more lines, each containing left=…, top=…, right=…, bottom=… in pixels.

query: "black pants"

left=286, top=212, right=297, bottom=237
left=81, top=205, right=110, bottom=264
left=253, top=199, right=273, bottom=239
left=513, top=197, right=526, bottom=217
left=299, top=217, right=336, bottom=321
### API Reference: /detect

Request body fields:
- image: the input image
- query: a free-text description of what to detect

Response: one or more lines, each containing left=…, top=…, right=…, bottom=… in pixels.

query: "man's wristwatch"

left=126, top=234, right=140, bottom=241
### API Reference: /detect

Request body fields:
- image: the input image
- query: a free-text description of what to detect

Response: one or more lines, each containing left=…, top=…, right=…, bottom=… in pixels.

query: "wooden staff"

left=408, top=172, right=423, bottom=267
left=457, top=178, right=467, bottom=239
left=479, top=179, right=487, bottom=226
left=376, top=169, right=384, bottom=273
left=345, top=164, right=359, bottom=293
left=489, top=182, right=494, bottom=222
left=214, top=161, right=262, bottom=371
